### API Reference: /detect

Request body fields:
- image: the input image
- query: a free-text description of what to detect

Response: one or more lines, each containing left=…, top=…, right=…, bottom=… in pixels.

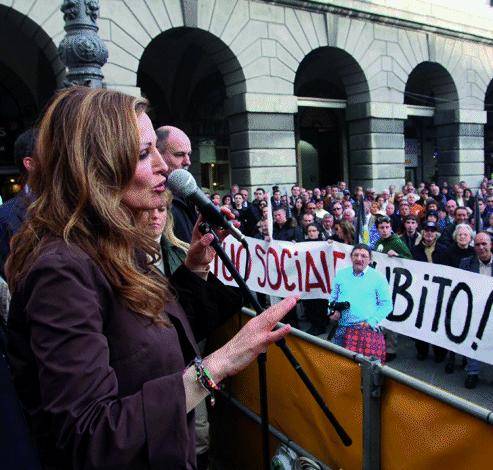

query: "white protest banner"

left=211, top=236, right=493, bottom=365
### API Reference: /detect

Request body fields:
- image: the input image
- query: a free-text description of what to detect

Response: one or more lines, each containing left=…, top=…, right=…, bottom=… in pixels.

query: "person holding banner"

left=329, top=244, right=392, bottom=364
left=411, top=221, right=447, bottom=362
left=374, top=216, right=412, bottom=361
left=303, top=224, right=329, bottom=335
left=457, top=231, right=492, bottom=388
left=375, top=216, right=412, bottom=259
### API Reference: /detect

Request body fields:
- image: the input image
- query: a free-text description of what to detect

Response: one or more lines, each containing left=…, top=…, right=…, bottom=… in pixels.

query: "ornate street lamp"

left=58, top=0, right=108, bottom=88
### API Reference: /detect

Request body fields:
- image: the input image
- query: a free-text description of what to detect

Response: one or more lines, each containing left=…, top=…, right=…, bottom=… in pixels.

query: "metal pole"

left=360, top=357, right=382, bottom=470
left=58, top=0, right=108, bottom=88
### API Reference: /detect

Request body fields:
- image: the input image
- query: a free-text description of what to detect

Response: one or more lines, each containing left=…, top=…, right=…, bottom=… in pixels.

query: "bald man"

left=156, top=126, right=197, bottom=243
left=156, top=126, right=192, bottom=174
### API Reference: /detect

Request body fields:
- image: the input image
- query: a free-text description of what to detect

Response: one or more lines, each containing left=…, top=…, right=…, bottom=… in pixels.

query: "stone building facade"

left=1, top=0, right=493, bottom=196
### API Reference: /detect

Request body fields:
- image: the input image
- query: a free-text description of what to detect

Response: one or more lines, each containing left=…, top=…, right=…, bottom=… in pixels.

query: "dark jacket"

left=411, top=241, right=447, bottom=264
left=159, top=236, right=187, bottom=277
left=0, top=192, right=32, bottom=278
left=273, top=222, right=296, bottom=241
left=7, top=239, right=242, bottom=469
left=459, top=255, right=493, bottom=276
left=400, top=232, right=420, bottom=251
left=171, top=196, right=198, bottom=244
left=250, top=202, right=261, bottom=222
left=389, top=213, right=401, bottom=233
left=233, top=205, right=257, bottom=236
left=436, top=222, right=456, bottom=249
left=438, top=243, right=475, bottom=268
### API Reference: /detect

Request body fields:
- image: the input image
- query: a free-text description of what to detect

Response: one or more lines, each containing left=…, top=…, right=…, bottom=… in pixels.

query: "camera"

left=326, top=301, right=350, bottom=339
left=328, top=301, right=350, bottom=316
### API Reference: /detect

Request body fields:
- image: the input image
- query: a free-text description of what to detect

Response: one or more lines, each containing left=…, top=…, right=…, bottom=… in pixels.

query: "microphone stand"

left=199, top=223, right=352, bottom=470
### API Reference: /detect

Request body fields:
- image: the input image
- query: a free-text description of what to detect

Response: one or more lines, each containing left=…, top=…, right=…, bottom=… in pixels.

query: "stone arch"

left=404, top=62, right=462, bottom=184
left=0, top=4, right=64, bottom=110
left=137, top=26, right=246, bottom=192
left=484, top=79, right=493, bottom=176
left=0, top=3, right=64, bottom=196
left=138, top=27, right=246, bottom=124
left=294, top=47, right=369, bottom=187
left=404, top=61, right=459, bottom=110
left=295, top=46, right=370, bottom=104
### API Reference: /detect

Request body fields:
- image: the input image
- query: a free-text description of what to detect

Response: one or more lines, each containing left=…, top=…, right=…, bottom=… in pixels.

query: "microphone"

left=167, top=169, right=247, bottom=246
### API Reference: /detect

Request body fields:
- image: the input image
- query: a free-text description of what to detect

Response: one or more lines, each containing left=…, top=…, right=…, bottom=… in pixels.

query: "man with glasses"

left=329, top=244, right=392, bottom=363
left=295, top=213, right=320, bottom=242
left=331, top=202, right=344, bottom=222
left=365, top=188, right=376, bottom=202
left=305, top=202, right=317, bottom=217
left=321, top=214, right=336, bottom=240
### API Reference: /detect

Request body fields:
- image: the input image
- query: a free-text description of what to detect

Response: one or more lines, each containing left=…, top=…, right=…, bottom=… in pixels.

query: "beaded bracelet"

left=193, top=356, right=221, bottom=406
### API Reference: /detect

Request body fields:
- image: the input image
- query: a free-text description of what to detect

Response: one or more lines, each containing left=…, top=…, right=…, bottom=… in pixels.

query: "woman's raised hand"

left=204, top=296, right=298, bottom=382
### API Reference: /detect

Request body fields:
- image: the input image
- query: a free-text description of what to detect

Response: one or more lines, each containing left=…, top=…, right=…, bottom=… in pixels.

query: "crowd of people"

left=210, top=178, right=493, bottom=389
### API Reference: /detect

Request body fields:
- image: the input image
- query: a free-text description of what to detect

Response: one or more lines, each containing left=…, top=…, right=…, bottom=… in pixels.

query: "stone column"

left=346, top=103, right=406, bottom=191
left=58, top=0, right=108, bottom=88
left=225, top=93, right=298, bottom=194
left=434, top=110, right=486, bottom=187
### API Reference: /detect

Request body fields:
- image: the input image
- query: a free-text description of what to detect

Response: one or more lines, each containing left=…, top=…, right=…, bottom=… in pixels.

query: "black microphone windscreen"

left=166, top=169, right=197, bottom=198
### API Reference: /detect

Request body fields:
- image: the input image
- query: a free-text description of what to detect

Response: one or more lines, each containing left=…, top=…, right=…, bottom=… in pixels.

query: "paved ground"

left=385, top=334, right=493, bottom=410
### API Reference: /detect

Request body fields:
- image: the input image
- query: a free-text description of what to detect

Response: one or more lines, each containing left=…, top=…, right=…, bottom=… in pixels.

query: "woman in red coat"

left=6, top=87, right=296, bottom=469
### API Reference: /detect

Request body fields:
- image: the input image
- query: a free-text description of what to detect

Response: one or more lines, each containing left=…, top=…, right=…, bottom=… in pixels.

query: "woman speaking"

left=6, top=87, right=296, bottom=469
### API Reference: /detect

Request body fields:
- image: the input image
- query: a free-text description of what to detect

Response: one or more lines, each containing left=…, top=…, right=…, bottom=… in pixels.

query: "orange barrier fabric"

left=209, top=315, right=363, bottom=469
left=381, top=379, right=493, bottom=470
left=209, top=315, right=493, bottom=469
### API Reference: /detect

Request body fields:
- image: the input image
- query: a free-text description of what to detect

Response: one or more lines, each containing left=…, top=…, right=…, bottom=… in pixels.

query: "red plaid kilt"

left=342, top=325, right=386, bottom=364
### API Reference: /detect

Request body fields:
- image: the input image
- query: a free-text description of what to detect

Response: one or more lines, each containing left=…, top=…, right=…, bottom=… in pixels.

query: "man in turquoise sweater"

left=329, top=244, right=392, bottom=363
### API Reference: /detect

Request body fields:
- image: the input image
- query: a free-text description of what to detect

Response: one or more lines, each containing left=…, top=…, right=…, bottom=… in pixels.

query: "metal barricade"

left=210, top=308, right=493, bottom=470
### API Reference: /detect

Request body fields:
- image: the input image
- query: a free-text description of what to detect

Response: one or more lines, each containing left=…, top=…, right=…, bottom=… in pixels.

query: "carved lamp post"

left=58, top=0, right=108, bottom=88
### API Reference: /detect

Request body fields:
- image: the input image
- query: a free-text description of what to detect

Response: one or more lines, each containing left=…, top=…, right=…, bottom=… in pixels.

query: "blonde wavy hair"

left=158, top=190, right=190, bottom=253
left=7, top=86, right=174, bottom=327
